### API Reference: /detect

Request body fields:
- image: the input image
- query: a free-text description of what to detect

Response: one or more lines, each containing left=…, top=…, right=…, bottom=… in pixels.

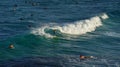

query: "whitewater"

left=31, top=13, right=109, bottom=37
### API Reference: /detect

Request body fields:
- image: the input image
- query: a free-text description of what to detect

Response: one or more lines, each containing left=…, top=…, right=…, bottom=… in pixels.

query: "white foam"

left=100, top=13, right=109, bottom=19
left=52, top=16, right=102, bottom=35
left=31, top=26, right=56, bottom=38
left=31, top=13, right=109, bottom=38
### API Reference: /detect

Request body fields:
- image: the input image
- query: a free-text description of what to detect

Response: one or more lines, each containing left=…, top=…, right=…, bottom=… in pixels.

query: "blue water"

left=0, top=0, right=120, bottom=67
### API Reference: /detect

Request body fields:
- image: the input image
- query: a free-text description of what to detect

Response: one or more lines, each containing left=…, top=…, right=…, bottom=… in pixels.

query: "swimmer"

left=53, top=29, right=57, bottom=34
left=80, top=55, right=94, bottom=60
left=9, top=44, right=15, bottom=49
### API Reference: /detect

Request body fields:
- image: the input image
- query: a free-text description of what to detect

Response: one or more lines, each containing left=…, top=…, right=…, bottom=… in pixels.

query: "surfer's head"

left=80, top=55, right=86, bottom=59
left=9, top=44, right=15, bottom=49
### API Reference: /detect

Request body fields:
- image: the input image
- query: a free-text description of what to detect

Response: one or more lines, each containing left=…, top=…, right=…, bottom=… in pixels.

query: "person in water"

left=53, top=29, right=57, bottom=34
left=80, top=55, right=94, bottom=60
left=9, top=44, right=15, bottom=49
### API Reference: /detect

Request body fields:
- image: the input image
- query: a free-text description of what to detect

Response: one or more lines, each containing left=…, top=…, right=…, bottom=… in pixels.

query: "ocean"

left=0, top=0, right=120, bottom=67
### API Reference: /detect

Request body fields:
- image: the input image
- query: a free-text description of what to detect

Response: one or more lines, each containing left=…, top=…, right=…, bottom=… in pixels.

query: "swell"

left=31, top=13, right=109, bottom=38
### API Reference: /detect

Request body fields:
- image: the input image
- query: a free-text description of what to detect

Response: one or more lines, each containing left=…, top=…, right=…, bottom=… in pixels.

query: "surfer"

left=53, top=29, right=57, bottom=35
left=9, top=44, right=15, bottom=49
left=80, top=55, right=94, bottom=60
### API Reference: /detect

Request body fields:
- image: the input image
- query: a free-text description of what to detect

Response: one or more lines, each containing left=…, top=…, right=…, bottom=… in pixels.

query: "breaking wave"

left=31, top=13, right=109, bottom=38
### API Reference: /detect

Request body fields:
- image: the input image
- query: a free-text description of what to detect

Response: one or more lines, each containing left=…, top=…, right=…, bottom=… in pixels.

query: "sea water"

left=0, top=0, right=120, bottom=67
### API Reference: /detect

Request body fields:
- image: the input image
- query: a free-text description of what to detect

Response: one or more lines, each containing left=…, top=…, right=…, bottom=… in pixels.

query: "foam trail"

left=31, top=13, right=109, bottom=37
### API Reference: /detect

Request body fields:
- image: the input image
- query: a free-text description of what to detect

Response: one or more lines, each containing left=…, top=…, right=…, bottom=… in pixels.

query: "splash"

left=100, top=13, right=109, bottom=19
left=31, top=13, right=109, bottom=38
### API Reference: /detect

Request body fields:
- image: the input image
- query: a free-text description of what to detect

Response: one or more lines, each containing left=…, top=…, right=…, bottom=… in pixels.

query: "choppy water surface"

left=0, top=0, right=120, bottom=67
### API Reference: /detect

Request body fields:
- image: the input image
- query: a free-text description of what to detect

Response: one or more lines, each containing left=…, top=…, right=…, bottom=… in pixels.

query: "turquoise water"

left=0, top=0, right=120, bottom=67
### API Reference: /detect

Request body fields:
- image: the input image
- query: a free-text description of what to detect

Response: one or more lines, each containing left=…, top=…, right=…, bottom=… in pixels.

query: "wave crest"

left=31, top=13, right=109, bottom=38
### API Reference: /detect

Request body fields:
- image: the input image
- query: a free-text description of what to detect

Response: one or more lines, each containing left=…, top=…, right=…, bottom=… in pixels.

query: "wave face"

left=31, top=13, right=109, bottom=37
